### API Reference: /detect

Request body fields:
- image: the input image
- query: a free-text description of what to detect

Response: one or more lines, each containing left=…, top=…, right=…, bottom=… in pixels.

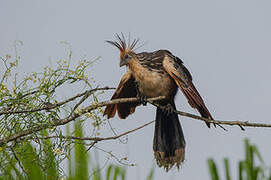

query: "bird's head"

left=106, top=33, right=139, bottom=67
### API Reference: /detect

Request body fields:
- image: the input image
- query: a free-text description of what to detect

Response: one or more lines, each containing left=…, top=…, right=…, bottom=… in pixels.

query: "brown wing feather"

left=163, top=54, right=213, bottom=127
left=103, top=71, right=139, bottom=119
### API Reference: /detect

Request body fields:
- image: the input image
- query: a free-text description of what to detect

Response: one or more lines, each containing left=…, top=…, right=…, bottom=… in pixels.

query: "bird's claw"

left=135, top=81, right=147, bottom=106
left=137, top=94, right=147, bottom=106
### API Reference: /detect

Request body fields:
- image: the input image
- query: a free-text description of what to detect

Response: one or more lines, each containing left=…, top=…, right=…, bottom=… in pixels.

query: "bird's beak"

left=119, top=59, right=128, bottom=67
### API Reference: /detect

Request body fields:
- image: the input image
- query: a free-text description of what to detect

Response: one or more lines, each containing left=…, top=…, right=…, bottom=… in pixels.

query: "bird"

left=103, top=34, right=214, bottom=171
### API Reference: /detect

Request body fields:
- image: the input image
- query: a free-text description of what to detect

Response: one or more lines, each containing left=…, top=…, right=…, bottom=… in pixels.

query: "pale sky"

left=1, top=0, right=271, bottom=179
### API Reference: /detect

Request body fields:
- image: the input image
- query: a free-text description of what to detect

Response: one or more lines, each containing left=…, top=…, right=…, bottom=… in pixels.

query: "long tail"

left=153, top=102, right=186, bottom=171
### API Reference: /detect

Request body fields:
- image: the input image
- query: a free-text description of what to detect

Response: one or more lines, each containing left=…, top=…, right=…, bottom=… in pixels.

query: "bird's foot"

left=161, top=103, right=174, bottom=115
left=135, top=81, right=147, bottom=106
left=137, top=94, right=148, bottom=106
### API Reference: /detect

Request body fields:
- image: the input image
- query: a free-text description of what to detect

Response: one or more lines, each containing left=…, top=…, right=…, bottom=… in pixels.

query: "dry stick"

left=1, top=96, right=271, bottom=146
left=0, top=87, right=115, bottom=115
left=147, top=100, right=271, bottom=128
left=33, top=120, right=155, bottom=142
left=149, top=101, right=228, bottom=131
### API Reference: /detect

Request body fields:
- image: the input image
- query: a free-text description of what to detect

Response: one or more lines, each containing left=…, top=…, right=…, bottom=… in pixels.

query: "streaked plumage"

left=104, top=34, right=214, bottom=170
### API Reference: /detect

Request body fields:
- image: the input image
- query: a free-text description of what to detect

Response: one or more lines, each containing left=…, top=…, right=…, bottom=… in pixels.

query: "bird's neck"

left=127, top=59, right=146, bottom=82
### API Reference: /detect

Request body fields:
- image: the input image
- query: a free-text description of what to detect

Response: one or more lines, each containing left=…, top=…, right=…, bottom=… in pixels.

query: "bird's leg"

left=135, top=81, right=147, bottom=106
left=161, top=103, right=175, bottom=115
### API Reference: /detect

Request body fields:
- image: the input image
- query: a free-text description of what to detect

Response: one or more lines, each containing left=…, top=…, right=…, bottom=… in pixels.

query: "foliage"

left=0, top=42, right=155, bottom=179
left=0, top=41, right=103, bottom=177
left=0, top=116, right=154, bottom=179
left=208, top=139, right=271, bottom=180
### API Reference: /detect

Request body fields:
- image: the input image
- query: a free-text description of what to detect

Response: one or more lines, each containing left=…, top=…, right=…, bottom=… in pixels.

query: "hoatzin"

left=104, top=34, right=214, bottom=170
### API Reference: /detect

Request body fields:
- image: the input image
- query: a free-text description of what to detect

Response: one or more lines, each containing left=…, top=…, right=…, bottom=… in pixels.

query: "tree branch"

left=1, top=95, right=271, bottom=146
left=0, top=87, right=115, bottom=115
left=0, top=96, right=164, bottom=146
left=30, top=120, right=154, bottom=142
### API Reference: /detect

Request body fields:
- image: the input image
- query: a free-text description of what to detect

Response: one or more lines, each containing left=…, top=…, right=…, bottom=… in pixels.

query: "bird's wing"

left=162, top=54, right=213, bottom=127
left=103, top=70, right=139, bottom=119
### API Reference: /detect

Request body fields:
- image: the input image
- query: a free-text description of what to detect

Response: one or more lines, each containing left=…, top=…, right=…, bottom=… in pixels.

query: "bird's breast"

left=128, top=60, right=176, bottom=98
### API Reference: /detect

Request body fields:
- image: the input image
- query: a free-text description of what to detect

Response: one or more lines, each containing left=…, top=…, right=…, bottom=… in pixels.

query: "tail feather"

left=153, top=102, right=185, bottom=171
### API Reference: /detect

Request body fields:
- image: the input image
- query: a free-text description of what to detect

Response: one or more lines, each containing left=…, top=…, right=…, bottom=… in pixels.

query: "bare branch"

left=176, top=108, right=271, bottom=128
left=33, top=120, right=154, bottom=142
left=0, top=87, right=115, bottom=115
left=1, top=95, right=271, bottom=146
left=148, top=101, right=271, bottom=129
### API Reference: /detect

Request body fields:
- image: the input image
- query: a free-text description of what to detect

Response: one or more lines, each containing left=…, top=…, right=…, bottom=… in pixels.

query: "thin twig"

left=0, top=87, right=115, bottom=115
left=10, top=146, right=27, bottom=175
left=86, top=141, right=97, bottom=152
left=107, top=118, right=128, bottom=144
left=94, top=145, right=134, bottom=166
left=19, top=90, right=39, bottom=99
left=149, top=101, right=228, bottom=131
left=31, top=120, right=154, bottom=142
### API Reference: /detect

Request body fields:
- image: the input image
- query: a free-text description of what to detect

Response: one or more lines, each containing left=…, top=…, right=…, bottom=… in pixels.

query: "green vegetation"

left=0, top=42, right=154, bottom=179
left=0, top=119, right=132, bottom=180
left=208, top=139, right=271, bottom=180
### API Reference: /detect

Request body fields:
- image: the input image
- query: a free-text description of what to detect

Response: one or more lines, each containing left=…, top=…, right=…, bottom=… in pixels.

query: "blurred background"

left=1, top=0, right=271, bottom=179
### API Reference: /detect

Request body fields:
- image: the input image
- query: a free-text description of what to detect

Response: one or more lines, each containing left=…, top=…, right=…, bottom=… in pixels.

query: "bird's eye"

left=124, top=54, right=131, bottom=60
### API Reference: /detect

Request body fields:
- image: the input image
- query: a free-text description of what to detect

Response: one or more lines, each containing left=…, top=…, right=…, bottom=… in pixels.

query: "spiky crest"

left=106, top=33, right=139, bottom=59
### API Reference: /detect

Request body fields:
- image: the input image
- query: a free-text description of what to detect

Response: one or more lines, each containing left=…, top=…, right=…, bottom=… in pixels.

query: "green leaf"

left=66, top=124, right=73, bottom=179
left=239, top=161, right=244, bottom=180
left=120, top=168, right=126, bottom=180
left=113, top=166, right=120, bottom=180
left=208, top=159, right=220, bottom=180
left=74, top=120, right=89, bottom=180
left=252, top=145, right=264, bottom=164
left=106, top=164, right=113, bottom=180
left=41, top=130, right=58, bottom=179
left=93, top=167, right=101, bottom=180
left=19, top=142, right=43, bottom=179
left=67, top=76, right=78, bottom=84
left=244, top=139, right=253, bottom=180
left=253, top=166, right=263, bottom=180
left=146, top=166, right=155, bottom=180
left=224, top=158, right=231, bottom=180
left=1, top=149, right=24, bottom=179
